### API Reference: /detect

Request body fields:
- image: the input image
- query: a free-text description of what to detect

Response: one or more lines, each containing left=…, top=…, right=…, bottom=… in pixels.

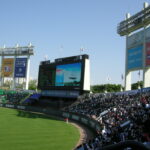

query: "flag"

left=80, top=47, right=84, bottom=52
left=121, top=74, right=124, bottom=80
left=138, top=70, right=140, bottom=76
left=107, top=76, right=111, bottom=81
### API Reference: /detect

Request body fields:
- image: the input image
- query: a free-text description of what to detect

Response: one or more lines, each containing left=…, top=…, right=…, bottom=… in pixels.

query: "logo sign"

left=146, top=42, right=150, bottom=66
left=127, top=45, right=143, bottom=70
left=2, top=58, right=14, bottom=77
left=14, top=58, right=27, bottom=78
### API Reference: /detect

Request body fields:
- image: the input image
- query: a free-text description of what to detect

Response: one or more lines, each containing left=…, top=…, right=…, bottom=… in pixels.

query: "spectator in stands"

left=69, top=89, right=150, bottom=150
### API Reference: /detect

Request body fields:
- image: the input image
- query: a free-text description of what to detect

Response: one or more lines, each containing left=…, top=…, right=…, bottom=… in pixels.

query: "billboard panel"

left=127, top=30, right=144, bottom=49
left=2, top=58, right=14, bottom=77
left=127, top=45, right=143, bottom=70
left=0, top=48, right=34, bottom=56
left=14, top=58, right=27, bottom=78
left=38, top=66, right=55, bottom=87
left=55, top=63, right=81, bottom=86
left=146, top=42, right=150, bottom=66
left=146, top=26, right=150, bottom=41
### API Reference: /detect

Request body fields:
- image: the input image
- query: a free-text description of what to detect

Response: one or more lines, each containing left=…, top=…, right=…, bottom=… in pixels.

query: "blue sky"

left=0, top=0, right=148, bottom=85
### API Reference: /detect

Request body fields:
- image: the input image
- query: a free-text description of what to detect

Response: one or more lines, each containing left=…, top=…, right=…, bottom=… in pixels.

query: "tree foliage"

left=3, top=80, right=12, bottom=89
left=91, top=81, right=143, bottom=93
left=28, top=80, right=37, bottom=90
left=131, top=81, right=143, bottom=90
left=91, top=84, right=122, bottom=93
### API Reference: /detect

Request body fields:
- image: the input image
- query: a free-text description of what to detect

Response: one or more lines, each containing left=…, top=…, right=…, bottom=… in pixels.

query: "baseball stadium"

left=0, top=2, right=150, bottom=150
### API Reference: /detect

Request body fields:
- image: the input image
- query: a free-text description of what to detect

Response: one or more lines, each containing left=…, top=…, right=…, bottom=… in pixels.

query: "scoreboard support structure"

left=0, top=44, right=34, bottom=90
left=38, top=54, right=90, bottom=98
left=118, top=2, right=150, bottom=90
left=25, top=55, right=31, bottom=90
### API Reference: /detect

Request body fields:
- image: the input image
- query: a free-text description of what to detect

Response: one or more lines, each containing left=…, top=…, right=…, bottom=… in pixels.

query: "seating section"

left=22, top=93, right=41, bottom=105
left=0, top=88, right=150, bottom=149
left=66, top=89, right=150, bottom=150
left=0, top=90, right=30, bottom=104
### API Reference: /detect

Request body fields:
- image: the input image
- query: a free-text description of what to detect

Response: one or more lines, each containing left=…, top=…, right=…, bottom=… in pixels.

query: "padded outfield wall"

left=0, top=104, right=101, bottom=133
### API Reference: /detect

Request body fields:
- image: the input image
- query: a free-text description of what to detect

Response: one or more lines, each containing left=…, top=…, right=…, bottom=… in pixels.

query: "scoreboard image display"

left=38, top=55, right=90, bottom=92
left=55, top=63, right=81, bottom=86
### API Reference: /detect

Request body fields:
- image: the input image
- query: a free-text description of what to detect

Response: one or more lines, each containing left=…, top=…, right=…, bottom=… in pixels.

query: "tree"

left=105, top=84, right=122, bottom=92
left=28, top=80, right=37, bottom=90
left=131, top=81, right=143, bottom=90
left=91, top=84, right=122, bottom=93
left=3, top=80, right=12, bottom=89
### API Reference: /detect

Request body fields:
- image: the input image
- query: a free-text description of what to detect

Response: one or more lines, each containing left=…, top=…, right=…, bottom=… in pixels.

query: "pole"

left=25, top=55, right=30, bottom=90
left=138, top=70, right=141, bottom=89
left=12, top=55, right=16, bottom=89
left=1, top=55, right=4, bottom=87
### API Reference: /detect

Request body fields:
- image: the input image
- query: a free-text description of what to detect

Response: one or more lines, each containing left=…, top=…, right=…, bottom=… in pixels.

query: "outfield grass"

left=0, top=107, right=80, bottom=150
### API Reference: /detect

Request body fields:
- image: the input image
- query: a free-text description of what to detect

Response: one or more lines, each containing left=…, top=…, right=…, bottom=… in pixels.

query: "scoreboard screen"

left=38, top=62, right=82, bottom=89
left=38, top=55, right=90, bottom=92
left=55, top=63, right=81, bottom=86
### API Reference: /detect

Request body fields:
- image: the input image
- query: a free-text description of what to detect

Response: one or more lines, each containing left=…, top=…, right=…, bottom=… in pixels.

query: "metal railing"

left=102, top=140, right=150, bottom=150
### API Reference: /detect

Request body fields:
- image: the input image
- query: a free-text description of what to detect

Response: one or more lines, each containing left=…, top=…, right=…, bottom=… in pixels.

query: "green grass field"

left=0, top=107, right=80, bottom=150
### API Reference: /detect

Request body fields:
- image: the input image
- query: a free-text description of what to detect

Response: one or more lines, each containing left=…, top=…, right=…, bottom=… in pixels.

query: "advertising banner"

left=127, top=45, right=143, bottom=70
left=146, top=26, right=150, bottom=41
left=2, top=58, right=14, bottom=77
left=146, top=42, right=150, bottom=66
left=127, top=30, right=144, bottom=49
left=14, top=58, right=27, bottom=78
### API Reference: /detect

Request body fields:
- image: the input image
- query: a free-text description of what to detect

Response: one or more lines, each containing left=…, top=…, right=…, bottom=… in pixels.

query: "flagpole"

left=105, top=75, right=111, bottom=93
left=80, top=47, right=83, bottom=55
left=121, top=74, right=124, bottom=91
left=138, top=70, right=141, bottom=89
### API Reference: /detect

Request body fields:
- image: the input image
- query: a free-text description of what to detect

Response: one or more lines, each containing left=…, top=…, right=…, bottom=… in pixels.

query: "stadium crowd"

left=0, top=91, right=30, bottom=104
left=65, top=89, right=150, bottom=150
left=6, top=91, right=29, bottom=104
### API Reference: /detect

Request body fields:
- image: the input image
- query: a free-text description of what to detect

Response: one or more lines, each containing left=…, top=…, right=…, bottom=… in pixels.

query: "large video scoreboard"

left=38, top=55, right=90, bottom=94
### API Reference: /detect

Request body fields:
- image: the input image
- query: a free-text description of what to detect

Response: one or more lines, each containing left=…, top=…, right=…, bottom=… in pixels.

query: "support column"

left=12, top=55, right=16, bottom=89
left=143, top=68, right=150, bottom=87
left=125, top=71, right=131, bottom=91
left=25, top=55, right=30, bottom=90
left=0, top=56, right=4, bottom=87
left=143, top=2, right=150, bottom=88
left=125, top=13, right=131, bottom=91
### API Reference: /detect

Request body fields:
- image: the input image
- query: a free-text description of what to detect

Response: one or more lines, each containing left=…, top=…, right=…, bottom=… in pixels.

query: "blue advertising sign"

left=15, top=58, right=27, bottom=78
left=127, top=45, right=143, bottom=70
